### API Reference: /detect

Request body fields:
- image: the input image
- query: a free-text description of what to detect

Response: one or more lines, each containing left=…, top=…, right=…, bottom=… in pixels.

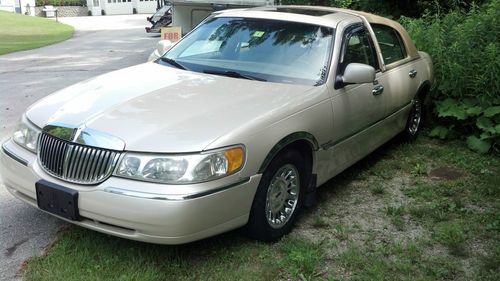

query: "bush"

left=401, top=0, right=500, bottom=153
left=279, top=0, right=489, bottom=18
left=35, top=0, right=86, bottom=6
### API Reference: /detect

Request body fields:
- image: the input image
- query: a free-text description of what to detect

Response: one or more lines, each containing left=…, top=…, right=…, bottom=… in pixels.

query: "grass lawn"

left=21, top=136, right=499, bottom=281
left=0, top=11, right=73, bottom=55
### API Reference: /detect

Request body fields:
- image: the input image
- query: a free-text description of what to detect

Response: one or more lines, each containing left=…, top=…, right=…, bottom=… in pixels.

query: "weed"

left=434, top=222, right=467, bottom=257
left=311, top=216, right=329, bottom=228
left=370, top=182, right=385, bottom=195
left=412, top=162, right=428, bottom=176
left=279, top=238, right=323, bottom=279
left=333, top=224, right=348, bottom=241
left=386, top=205, right=406, bottom=230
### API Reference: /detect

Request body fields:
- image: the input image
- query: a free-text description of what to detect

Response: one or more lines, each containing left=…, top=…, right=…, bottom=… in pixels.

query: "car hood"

left=26, top=63, right=317, bottom=153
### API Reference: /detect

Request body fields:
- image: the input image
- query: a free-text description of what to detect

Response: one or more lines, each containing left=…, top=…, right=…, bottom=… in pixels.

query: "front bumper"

left=0, top=140, right=261, bottom=244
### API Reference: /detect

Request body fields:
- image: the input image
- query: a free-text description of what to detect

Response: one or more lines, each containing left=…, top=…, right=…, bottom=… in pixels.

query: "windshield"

left=160, top=17, right=334, bottom=86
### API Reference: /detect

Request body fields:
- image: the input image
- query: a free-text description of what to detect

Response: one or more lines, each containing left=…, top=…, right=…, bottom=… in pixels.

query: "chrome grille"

left=38, top=133, right=121, bottom=185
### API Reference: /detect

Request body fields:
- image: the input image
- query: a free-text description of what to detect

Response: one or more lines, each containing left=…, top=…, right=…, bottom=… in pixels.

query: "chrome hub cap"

left=409, top=99, right=422, bottom=135
left=265, top=164, right=300, bottom=229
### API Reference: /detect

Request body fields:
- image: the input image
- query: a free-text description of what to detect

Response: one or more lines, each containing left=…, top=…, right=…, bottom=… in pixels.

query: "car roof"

left=214, top=6, right=359, bottom=28
left=215, top=5, right=419, bottom=59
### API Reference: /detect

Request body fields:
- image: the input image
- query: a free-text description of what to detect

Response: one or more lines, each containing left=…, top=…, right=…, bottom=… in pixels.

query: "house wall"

left=135, top=0, right=157, bottom=14
left=0, top=0, right=16, bottom=12
left=101, top=0, right=133, bottom=15
left=0, top=0, right=35, bottom=15
left=81, top=0, right=272, bottom=16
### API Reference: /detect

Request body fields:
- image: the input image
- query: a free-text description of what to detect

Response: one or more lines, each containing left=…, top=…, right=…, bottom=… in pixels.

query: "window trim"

left=371, top=24, right=412, bottom=70
left=334, top=23, right=379, bottom=89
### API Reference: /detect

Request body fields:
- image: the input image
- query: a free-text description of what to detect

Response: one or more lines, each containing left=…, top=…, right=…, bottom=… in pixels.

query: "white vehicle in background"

left=171, top=0, right=274, bottom=33
left=148, top=0, right=273, bottom=61
left=146, top=0, right=275, bottom=62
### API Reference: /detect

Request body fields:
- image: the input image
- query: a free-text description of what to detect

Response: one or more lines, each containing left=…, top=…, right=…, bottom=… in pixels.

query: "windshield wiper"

left=160, top=57, right=187, bottom=70
left=203, top=70, right=267, bottom=81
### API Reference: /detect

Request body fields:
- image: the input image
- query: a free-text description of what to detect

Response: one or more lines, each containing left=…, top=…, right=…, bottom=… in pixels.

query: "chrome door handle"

left=409, top=70, right=418, bottom=78
left=372, top=85, right=384, bottom=96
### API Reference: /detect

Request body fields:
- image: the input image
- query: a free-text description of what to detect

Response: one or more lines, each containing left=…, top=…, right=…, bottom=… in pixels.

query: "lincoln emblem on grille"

left=38, top=124, right=125, bottom=185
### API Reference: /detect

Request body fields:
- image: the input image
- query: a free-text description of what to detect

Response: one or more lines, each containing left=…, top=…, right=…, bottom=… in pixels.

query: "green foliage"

left=467, top=136, right=492, bottom=154
left=279, top=0, right=488, bottom=18
left=35, top=0, right=86, bottom=6
left=279, top=238, right=323, bottom=278
left=429, top=125, right=451, bottom=139
left=401, top=0, right=500, bottom=153
left=279, top=0, right=351, bottom=8
left=434, top=222, right=467, bottom=256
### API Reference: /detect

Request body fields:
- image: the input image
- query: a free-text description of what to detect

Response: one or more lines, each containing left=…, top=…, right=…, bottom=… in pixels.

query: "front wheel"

left=246, top=149, right=307, bottom=242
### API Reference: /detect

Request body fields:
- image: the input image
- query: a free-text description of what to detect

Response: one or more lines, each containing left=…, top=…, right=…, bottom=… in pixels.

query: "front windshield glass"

left=161, top=17, right=334, bottom=86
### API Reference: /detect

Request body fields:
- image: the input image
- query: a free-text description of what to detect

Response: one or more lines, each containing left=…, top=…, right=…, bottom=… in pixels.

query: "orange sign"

left=161, top=26, right=182, bottom=42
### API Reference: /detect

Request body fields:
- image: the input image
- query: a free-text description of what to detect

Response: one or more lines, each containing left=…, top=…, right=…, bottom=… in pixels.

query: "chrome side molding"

left=104, top=178, right=251, bottom=201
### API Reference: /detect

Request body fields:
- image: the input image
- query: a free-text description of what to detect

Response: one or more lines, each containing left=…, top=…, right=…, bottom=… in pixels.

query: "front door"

left=330, top=25, right=386, bottom=145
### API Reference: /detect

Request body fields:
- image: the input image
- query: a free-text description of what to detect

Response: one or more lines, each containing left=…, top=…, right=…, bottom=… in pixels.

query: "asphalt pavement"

left=0, top=14, right=158, bottom=280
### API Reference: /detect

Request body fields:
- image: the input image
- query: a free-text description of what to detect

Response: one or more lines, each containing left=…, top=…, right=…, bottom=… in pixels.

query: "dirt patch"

left=292, top=170, right=431, bottom=279
left=428, top=166, right=464, bottom=181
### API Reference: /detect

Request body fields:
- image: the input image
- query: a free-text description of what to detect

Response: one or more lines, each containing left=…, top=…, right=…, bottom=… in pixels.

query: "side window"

left=341, top=27, right=378, bottom=72
left=372, top=24, right=407, bottom=65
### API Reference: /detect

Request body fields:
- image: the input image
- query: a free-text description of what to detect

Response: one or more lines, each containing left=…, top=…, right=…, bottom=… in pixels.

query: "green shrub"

left=280, top=0, right=352, bottom=8
left=279, top=0, right=489, bottom=18
left=35, top=0, right=86, bottom=6
left=401, top=0, right=500, bottom=153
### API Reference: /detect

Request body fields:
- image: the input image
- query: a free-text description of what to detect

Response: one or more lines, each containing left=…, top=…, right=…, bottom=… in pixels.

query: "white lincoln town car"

left=0, top=6, right=433, bottom=244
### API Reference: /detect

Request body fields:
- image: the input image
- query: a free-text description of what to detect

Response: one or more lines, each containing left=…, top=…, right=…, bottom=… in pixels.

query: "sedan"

left=0, top=6, right=433, bottom=244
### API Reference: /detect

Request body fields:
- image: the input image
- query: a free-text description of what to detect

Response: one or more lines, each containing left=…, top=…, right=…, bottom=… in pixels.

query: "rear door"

left=371, top=24, right=421, bottom=115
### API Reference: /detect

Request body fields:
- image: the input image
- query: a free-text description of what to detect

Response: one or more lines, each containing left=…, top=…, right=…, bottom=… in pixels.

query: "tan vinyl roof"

left=337, top=9, right=419, bottom=59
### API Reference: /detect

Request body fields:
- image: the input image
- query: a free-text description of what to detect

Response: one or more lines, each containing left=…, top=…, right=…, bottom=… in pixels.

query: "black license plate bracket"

left=36, top=180, right=80, bottom=221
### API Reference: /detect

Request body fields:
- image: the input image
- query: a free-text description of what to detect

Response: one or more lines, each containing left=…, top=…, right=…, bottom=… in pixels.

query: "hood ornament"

left=42, top=123, right=125, bottom=151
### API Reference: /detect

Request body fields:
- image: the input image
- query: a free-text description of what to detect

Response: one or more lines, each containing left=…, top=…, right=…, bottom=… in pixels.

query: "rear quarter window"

left=372, top=24, right=407, bottom=65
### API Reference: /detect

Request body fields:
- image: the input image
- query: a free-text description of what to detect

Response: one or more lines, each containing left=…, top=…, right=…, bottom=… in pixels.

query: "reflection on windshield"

left=161, top=17, right=334, bottom=86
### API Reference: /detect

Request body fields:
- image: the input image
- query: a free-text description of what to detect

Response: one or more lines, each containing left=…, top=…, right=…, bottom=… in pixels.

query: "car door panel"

left=329, top=25, right=386, bottom=155
left=380, top=61, right=421, bottom=116
left=330, top=82, right=385, bottom=143
left=316, top=24, right=388, bottom=180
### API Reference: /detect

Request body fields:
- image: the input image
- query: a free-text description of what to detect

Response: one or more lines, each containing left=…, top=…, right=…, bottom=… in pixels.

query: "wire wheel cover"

left=265, top=164, right=300, bottom=229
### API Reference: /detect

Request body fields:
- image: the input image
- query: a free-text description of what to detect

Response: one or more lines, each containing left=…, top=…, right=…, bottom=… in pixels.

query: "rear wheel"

left=246, top=149, right=307, bottom=242
left=401, top=96, right=423, bottom=142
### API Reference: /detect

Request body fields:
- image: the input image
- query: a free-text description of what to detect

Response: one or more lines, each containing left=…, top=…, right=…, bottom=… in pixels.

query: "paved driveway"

left=0, top=15, right=158, bottom=280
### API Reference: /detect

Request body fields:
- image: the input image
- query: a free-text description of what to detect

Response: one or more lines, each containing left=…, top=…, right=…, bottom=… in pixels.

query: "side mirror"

left=156, top=40, right=173, bottom=57
left=341, top=63, right=376, bottom=85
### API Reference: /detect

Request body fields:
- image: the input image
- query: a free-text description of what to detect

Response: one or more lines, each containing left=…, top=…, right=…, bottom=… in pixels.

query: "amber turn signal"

left=224, top=147, right=245, bottom=173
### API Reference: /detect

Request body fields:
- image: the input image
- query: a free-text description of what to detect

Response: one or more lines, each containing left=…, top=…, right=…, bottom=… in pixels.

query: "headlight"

left=114, top=146, right=245, bottom=184
left=13, top=116, right=41, bottom=153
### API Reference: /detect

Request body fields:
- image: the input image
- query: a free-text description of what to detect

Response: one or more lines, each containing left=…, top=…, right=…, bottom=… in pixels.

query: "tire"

left=400, top=95, right=423, bottom=142
left=246, top=149, right=307, bottom=242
